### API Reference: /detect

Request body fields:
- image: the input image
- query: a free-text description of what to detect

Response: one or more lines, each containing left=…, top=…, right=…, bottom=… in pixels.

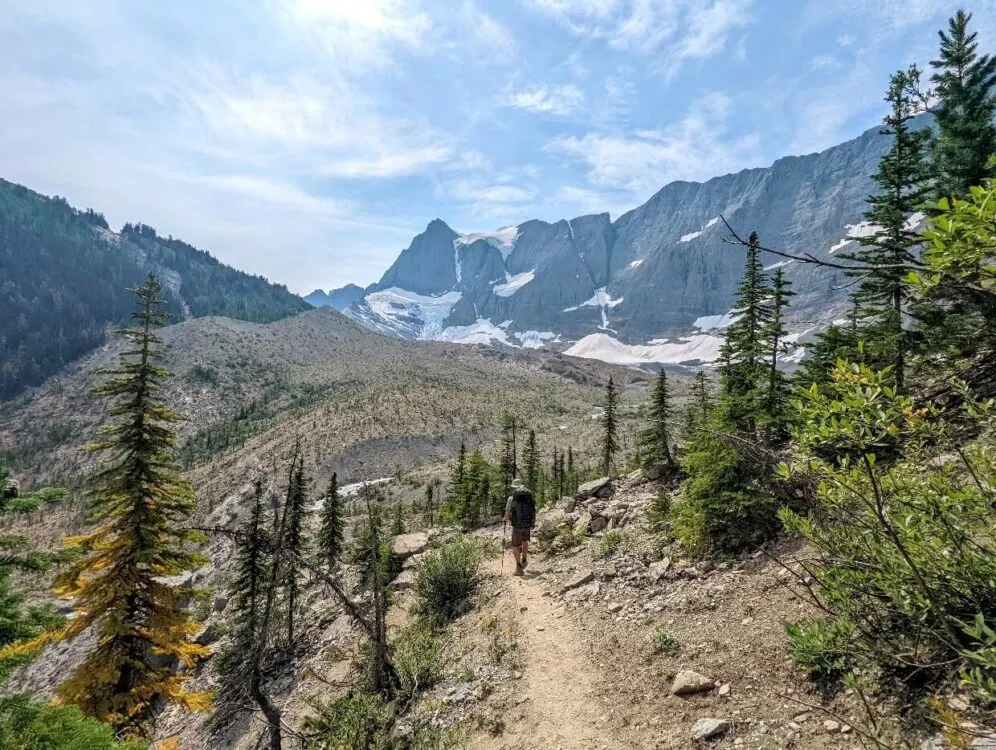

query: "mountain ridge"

left=339, top=120, right=896, bottom=366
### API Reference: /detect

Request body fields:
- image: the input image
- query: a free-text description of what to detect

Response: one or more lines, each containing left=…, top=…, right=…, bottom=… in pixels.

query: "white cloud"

left=547, top=92, right=760, bottom=197
left=507, top=85, right=585, bottom=116
left=811, top=55, right=841, bottom=70
left=526, top=0, right=753, bottom=72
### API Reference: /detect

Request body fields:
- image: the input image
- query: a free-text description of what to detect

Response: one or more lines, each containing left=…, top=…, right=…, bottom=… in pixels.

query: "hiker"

left=504, top=484, right=536, bottom=576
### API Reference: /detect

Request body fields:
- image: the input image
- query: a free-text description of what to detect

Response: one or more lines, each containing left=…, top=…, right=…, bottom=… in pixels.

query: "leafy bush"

left=781, top=363, right=996, bottom=700
left=785, top=619, right=852, bottom=683
left=647, top=624, right=680, bottom=656
left=393, top=625, right=442, bottom=702
left=186, top=364, right=219, bottom=386
left=412, top=537, right=483, bottom=626
left=0, top=695, right=147, bottom=749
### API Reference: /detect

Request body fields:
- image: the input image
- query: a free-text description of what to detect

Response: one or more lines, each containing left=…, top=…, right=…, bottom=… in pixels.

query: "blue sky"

left=2, top=0, right=995, bottom=294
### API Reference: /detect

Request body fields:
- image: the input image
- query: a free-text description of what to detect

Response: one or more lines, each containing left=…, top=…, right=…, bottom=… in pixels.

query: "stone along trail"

left=468, top=553, right=645, bottom=750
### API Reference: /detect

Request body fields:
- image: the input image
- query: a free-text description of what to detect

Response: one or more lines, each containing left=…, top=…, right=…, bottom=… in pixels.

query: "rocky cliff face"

left=343, top=122, right=894, bottom=366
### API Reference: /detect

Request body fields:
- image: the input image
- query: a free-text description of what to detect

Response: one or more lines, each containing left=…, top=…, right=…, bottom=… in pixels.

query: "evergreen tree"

left=762, top=269, right=796, bottom=437
left=841, top=67, right=932, bottom=392
left=211, top=480, right=269, bottom=730
left=447, top=442, right=468, bottom=521
left=317, top=472, right=344, bottom=571
left=795, top=300, right=862, bottom=389
left=566, top=447, right=577, bottom=495
left=282, top=451, right=310, bottom=644
left=719, top=232, right=773, bottom=431
left=499, top=413, right=519, bottom=495
left=390, top=501, right=406, bottom=536
left=424, top=485, right=435, bottom=528
left=53, top=275, right=209, bottom=733
left=602, top=377, right=620, bottom=476
left=638, top=370, right=676, bottom=467
left=523, top=429, right=540, bottom=494
left=682, top=371, right=712, bottom=439
left=930, top=10, right=996, bottom=200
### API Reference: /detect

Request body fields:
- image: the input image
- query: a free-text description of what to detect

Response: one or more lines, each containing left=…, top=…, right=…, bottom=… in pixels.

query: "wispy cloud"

left=526, top=0, right=753, bottom=73
left=547, top=92, right=760, bottom=198
left=506, top=84, right=585, bottom=115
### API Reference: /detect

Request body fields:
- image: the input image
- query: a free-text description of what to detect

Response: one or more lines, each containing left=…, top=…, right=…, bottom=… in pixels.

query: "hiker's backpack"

left=510, top=489, right=536, bottom=528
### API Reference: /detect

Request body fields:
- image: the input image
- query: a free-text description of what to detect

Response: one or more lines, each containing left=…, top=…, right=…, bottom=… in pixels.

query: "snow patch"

left=493, top=269, right=535, bottom=297
left=455, top=226, right=519, bottom=261
left=705, top=216, right=721, bottom=229
left=563, top=287, right=624, bottom=313
left=515, top=330, right=558, bottom=349
left=904, top=211, right=927, bottom=231
left=312, top=477, right=390, bottom=509
left=564, top=333, right=724, bottom=366
left=764, top=260, right=794, bottom=271
left=628, top=259, right=644, bottom=269
left=829, top=238, right=852, bottom=253
left=694, top=311, right=739, bottom=331
left=363, top=287, right=462, bottom=339
left=437, top=318, right=512, bottom=346
left=679, top=230, right=703, bottom=243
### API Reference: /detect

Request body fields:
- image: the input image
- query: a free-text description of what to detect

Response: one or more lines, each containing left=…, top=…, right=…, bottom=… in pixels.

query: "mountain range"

left=318, top=120, right=902, bottom=368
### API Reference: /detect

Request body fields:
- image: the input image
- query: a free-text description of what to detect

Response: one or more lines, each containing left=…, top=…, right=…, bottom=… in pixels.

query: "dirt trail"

left=468, top=552, right=642, bottom=750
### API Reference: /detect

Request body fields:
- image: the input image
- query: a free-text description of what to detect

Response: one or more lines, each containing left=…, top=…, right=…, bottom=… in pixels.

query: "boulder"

left=671, top=670, right=716, bottom=696
left=562, top=497, right=577, bottom=513
left=391, top=532, right=430, bottom=560
left=589, top=515, right=609, bottom=533
left=577, top=477, right=614, bottom=500
left=195, top=622, right=222, bottom=646
left=648, top=558, right=672, bottom=583
left=559, top=571, right=595, bottom=595
left=391, top=569, right=416, bottom=591
left=690, top=718, right=730, bottom=741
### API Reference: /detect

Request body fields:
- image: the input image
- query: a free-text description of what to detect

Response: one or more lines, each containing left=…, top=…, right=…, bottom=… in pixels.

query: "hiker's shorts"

left=511, top=527, right=531, bottom=546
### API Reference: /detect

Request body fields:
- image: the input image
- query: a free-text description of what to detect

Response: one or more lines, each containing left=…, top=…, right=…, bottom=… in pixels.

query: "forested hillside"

left=0, top=179, right=310, bottom=401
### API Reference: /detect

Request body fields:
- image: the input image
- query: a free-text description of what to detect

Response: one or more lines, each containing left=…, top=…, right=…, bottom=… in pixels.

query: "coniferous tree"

left=317, top=473, right=344, bottom=571
left=424, top=485, right=435, bottom=528
left=567, top=447, right=576, bottom=494
left=795, top=300, right=862, bottom=389
left=499, top=413, right=519, bottom=495
left=447, top=442, right=468, bottom=521
left=638, top=370, right=675, bottom=467
left=841, top=67, right=932, bottom=392
left=282, top=451, right=310, bottom=644
left=719, top=232, right=773, bottom=432
left=602, top=377, right=620, bottom=476
left=523, top=429, right=540, bottom=494
left=682, top=371, right=712, bottom=440
left=762, top=269, right=796, bottom=437
left=53, top=275, right=209, bottom=733
left=211, top=480, right=270, bottom=730
left=930, top=9, right=996, bottom=200
left=390, top=501, right=406, bottom=536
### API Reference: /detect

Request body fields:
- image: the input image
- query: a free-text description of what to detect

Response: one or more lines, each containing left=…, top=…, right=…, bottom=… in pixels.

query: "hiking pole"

left=501, top=521, right=507, bottom=574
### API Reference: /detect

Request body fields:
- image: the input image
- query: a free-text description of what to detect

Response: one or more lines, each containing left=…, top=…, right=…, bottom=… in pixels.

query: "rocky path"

left=468, top=552, right=642, bottom=750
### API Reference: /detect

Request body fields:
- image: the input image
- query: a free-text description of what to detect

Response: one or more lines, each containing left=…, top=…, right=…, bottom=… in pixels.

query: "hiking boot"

left=514, top=562, right=524, bottom=576
left=521, top=555, right=528, bottom=570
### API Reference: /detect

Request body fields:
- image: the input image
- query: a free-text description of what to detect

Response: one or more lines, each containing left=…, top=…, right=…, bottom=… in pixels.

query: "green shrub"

left=781, top=364, right=996, bottom=700
left=0, top=695, right=147, bottom=749
left=785, top=619, right=852, bottom=683
left=186, top=364, right=219, bottom=386
left=647, top=624, right=680, bottom=656
left=674, top=428, right=780, bottom=555
left=304, top=690, right=393, bottom=749
left=393, top=625, right=442, bottom=702
left=644, top=492, right=672, bottom=535
left=597, top=530, right=627, bottom=558
left=412, top=537, right=483, bottom=626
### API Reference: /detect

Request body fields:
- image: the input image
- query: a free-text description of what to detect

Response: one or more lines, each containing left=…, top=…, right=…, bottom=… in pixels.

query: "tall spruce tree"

left=53, top=275, right=209, bottom=733
left=424, top=485, right=435, bottom=528
left=842, top=67, right=932, bottom=392
left=638, top=370, right=675, bottom=467
left=447, top=442, right=468, bottom=521
left=567, top=447, right=576, bottom=495
left=499, top=413, right=519, bottom=495
left=211, top=480, right=270, bottom=730
left=282, top=451, right=310, bottom=644
left=930, top=10, right=996, bottom=200
left=719, top=232, right=773, bottom=432
left=602, top=377, right=619, bottom=476
left=523, top=429, right=540, bottom=494
left=762, top=269, right=796, bottom=437
left=317, top=472, right=344, bottom=571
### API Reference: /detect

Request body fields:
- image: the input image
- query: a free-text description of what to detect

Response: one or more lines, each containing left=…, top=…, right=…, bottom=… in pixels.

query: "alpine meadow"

left=2, top=4, right=996, bottom=749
